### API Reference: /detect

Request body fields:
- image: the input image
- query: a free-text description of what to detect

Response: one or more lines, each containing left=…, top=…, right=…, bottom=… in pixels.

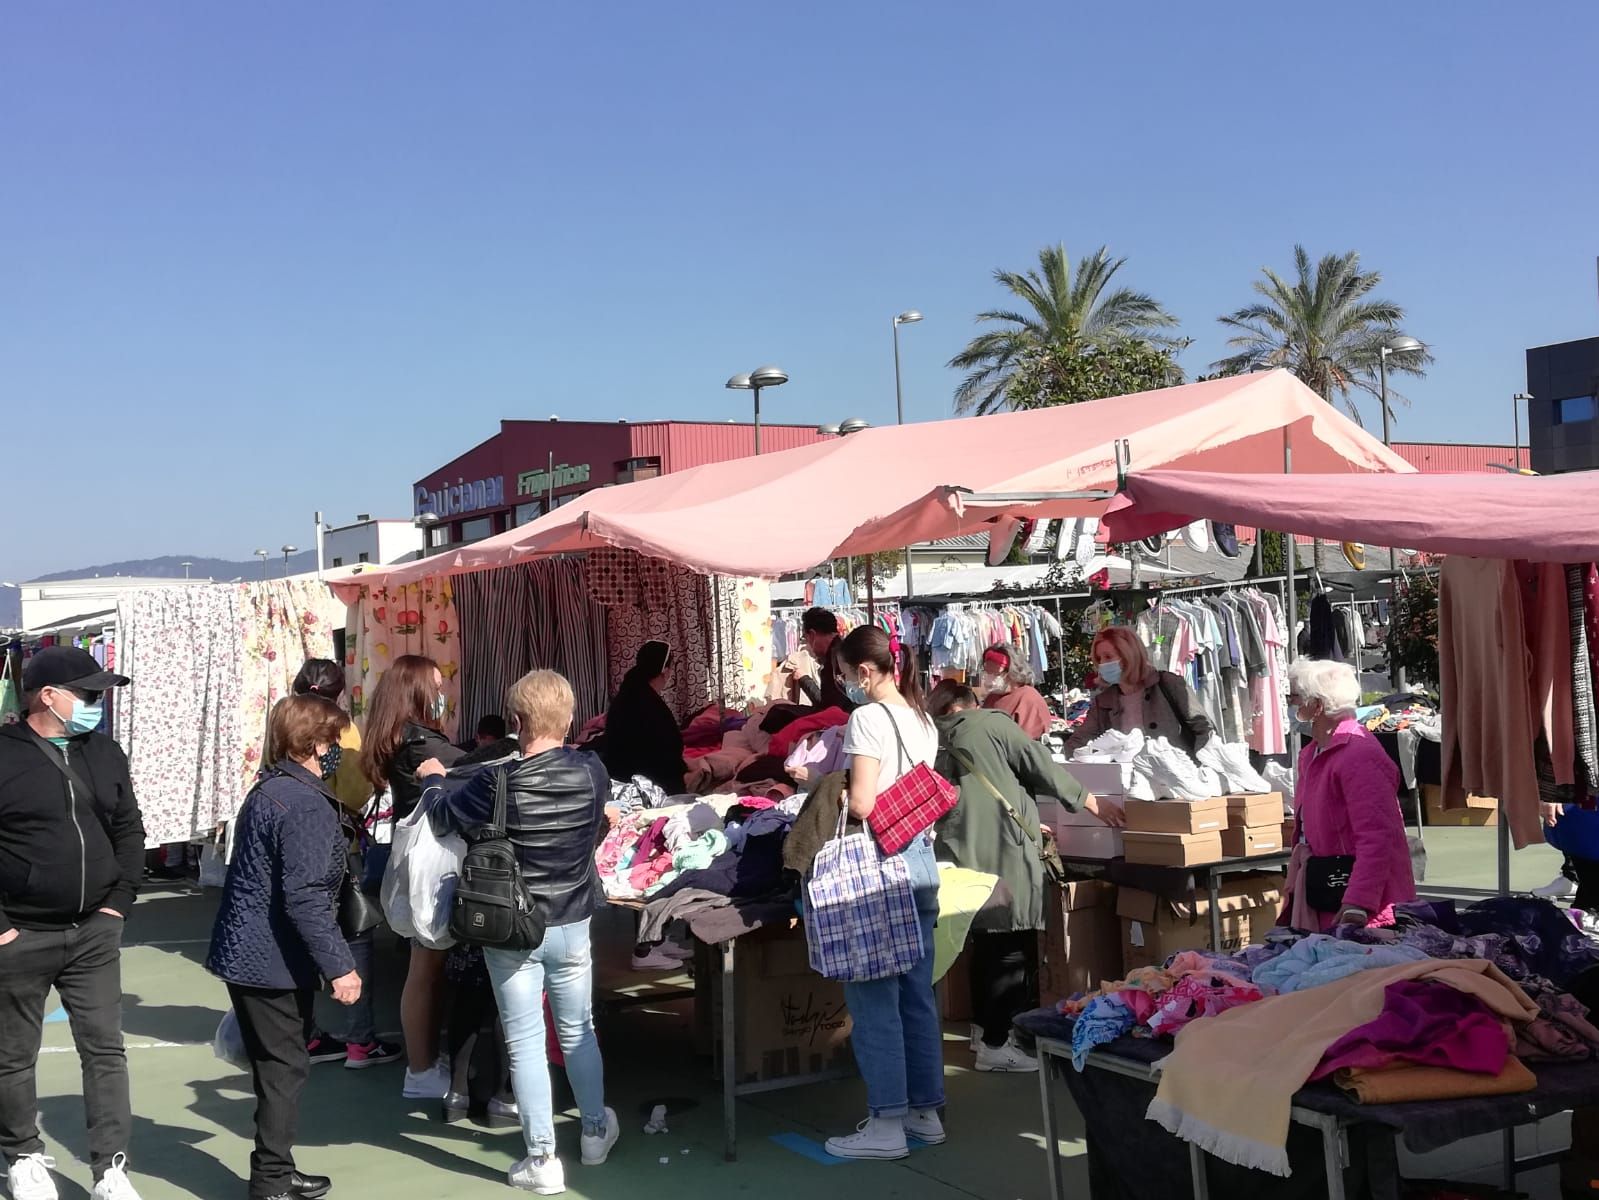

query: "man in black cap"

left=0, top=647, right=145, bottom=1200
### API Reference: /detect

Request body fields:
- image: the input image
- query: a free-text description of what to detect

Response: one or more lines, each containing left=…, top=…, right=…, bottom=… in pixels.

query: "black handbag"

left=337, top=851, right=383, bottom=938
left=1304, top=854, right=1356, bottom=914
left=450, top=767, right=546, bottom=951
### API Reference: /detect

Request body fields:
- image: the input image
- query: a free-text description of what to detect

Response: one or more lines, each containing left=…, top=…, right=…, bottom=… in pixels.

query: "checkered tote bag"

left=806, top=808, right=926, bottom=982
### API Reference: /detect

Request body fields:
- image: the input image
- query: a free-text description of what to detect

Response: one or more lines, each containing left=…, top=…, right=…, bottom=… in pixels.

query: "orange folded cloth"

left=1334, top=1056, right=1535, bottom=1104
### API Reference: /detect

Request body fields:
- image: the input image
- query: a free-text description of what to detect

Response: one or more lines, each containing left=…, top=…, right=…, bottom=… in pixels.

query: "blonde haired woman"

left=420, top=670, right=616, bottom=1195
left=1063, top=625, right=1214, bottom=756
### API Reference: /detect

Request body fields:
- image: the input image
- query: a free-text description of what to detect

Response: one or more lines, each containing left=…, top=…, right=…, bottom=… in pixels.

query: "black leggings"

left=970, top=930, right=1039, bottom=1048
left=1572, top=857, right=1599, bottom=914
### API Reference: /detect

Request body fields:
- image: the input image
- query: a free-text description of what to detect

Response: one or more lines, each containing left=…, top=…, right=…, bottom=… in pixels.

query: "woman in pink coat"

left=1282, top=658, right=1416, bottom=931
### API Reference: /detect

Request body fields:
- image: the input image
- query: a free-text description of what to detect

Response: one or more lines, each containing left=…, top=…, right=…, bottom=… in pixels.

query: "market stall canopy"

left=335, top=370, right=1412, bottom=599
left=1102, top=469, right=1599, bottom=563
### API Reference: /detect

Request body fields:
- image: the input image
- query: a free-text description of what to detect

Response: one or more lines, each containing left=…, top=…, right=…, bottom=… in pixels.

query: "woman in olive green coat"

left=929, top=682, right=1123, bottom=1072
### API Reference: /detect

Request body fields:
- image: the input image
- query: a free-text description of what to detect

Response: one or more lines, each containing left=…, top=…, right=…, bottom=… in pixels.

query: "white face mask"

left=981, top=672, right=1009, bottom=696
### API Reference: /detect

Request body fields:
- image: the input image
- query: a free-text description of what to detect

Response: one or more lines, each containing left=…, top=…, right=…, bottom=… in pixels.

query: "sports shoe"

left=90, top=1155, right=143, bottom=1200
left=344, top=1038, right=403, bottom=1069
left=1196, top=741, right=1273, bottom=795
left=402, top=1060, right=452, bottom=1100
left=508, top=1154, right=565, bottom=1194
left=8, top=1154, right=59, bottom=1200
left=905, top=1110, right=947, bottom=1145
left=1072, top=728, right=1144, bottom=764
left=1534, top=875, right=1578, bottom=900
left=1134, top=738, right=1221, bottom=801
left=825, top=1117, right=909, bottom=1160
left=968, top=1024, right=982, bottom=1052
left=306, top=1034, right=348, bottom=1065
left=657, top=940, right=694, bottom=961
left=976, top=1038, right=1039, bottom=1073
left=580, top=1107, right=620, bottom=1166
left=630, top=946, right=687, bottom=972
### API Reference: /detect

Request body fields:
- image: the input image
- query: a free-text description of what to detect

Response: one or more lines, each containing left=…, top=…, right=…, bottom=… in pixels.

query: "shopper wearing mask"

left=290, top=660, right=401, bottom=1072
left=798, top=608, right=858, bottom=713
left=421, top=670, right=618, bottom=1195
left=1063, top=626, right=1214, bottom=757
left=0, top=648, right=144, bottom=1200
left=824, top=627, right=946, bottom=1162
left=600, top=641, right=686, bottom=796
left=207, top=694, right=362, bottom=1200
left=1280, top=658, right=1415, bottom=932
left=978, top=645, right=1052, bottom=741
left=360, top=655, right=463, bottom=1098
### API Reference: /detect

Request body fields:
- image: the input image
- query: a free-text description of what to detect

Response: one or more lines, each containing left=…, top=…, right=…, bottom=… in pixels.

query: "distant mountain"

left=34, top=553, right=319, bottom=583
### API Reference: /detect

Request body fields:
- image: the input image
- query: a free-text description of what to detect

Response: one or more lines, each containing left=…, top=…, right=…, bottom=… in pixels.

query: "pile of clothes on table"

left=597, top=793, right=804, bottom=905
left=677, top=701, right=852, bottom=797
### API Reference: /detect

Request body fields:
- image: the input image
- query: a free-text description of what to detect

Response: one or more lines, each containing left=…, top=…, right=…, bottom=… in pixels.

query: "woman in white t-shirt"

left=823, top=625, right=947, bottom=1162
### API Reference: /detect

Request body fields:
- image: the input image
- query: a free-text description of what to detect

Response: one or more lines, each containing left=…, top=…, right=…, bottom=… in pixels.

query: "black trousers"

left=228, top=984, right=314, bottom=1199
left=0, top=916, right=130, bottom=1183
left=1573, top=857, right=1599, bottom=915
left=970, top=929, right=1039, bottom=1048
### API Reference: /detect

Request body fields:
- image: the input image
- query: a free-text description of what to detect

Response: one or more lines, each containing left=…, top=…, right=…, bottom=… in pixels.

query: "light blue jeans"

left=485, top=919, right=607, bottom=1158
left=841, top=836, right=946, bottom=1119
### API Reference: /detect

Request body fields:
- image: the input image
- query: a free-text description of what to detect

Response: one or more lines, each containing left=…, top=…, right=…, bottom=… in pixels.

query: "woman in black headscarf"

left=600, top=641, right=686, bottom=795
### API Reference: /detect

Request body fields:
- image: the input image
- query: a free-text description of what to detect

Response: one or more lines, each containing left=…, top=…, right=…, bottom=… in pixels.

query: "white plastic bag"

left=381, top=802, right=465, bottom=950
left=213, top=1010, right=248, bottom=1071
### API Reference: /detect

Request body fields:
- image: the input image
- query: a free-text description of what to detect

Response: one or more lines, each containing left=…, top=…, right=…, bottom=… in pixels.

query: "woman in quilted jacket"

left=207, top=695, right=361, bottom=1200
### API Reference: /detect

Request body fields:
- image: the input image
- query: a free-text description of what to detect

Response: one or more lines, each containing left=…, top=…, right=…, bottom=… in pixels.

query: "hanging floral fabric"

left=237, top=579, right=344, bottom=782
left=345, top=576, right=463, bottom=737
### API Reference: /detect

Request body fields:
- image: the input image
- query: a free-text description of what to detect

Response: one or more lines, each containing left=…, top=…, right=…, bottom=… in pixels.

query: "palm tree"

left=1213, top=246, right=1430, bottom=426
left=949, top=244, right=1182, bottom=416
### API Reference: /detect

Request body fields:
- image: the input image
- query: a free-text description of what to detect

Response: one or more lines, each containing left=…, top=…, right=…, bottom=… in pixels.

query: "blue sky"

left=4, top=2, right=1596, bottom=581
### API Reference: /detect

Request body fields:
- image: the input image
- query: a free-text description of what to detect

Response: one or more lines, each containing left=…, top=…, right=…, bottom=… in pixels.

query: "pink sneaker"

left=345, top=1038, right=404, bottom=1069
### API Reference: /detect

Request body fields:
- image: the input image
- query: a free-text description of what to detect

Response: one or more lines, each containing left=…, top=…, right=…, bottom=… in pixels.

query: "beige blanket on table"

left=1146, top=958, right=1539, bottom=1177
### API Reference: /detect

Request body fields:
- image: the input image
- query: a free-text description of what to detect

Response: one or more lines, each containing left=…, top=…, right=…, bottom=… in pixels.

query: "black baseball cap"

left=23, top=646, right=130, bottom=693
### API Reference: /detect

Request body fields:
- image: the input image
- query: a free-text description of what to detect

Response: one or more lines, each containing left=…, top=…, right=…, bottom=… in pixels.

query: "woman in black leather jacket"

left=360, top=655, right=462, bottom=1099
left=421, top=670, right=617, bottom=1192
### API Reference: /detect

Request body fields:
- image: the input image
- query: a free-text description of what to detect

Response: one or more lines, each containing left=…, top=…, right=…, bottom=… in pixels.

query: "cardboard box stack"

left=1120, top=796, right=1227, bottom=866
left=1221, top=792, right=1287, bottom=859
left=1038, top=880, right=1121, bottom=1008
left=1117, top=875, right=1285, bottom=969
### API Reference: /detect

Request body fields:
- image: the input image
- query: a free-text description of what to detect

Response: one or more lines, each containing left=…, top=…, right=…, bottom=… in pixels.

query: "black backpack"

left=449, top=767, right=546, bottom=951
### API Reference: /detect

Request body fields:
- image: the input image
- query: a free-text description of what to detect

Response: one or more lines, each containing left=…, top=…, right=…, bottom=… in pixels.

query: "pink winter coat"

left=1289, top=719, right=1417, bottom=931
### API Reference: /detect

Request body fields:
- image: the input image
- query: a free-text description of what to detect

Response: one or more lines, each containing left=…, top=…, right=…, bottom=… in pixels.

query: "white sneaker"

left=968, top=1024, right=982, bottom=1053
left=905, top=1110, right=947, bottom=1145
left=7, top=1154, right=58, bottom=1200
left=1534, top=875, right=1578, bottom=900
left=658, top=940, right=694, bottom=961
left=1197, top=741, right=1273, bottom=795
left=1073, top=728, right=1144, bottom=764
left=630, top=946, right=686, bottom=972
left=825, top=1117, right=909, bottom=1160
left=402, top=1060, right=452, bottom=1100
left=91, top=1155, right=143, bottom=1200
left=580, top=1107, right=620, bottom=1166
left=508, top=1154, right=565, bottom=1194
left=976, top=1039, right=1040, bottom=1073
left=1125, top=769, right=1156, bottom=802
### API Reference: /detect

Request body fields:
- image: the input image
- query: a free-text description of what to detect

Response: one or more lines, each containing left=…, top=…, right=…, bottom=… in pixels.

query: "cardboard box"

left=1039, top=881, right=1121, bottom=1008
left=1221, top=824, right=1286, bottom=859
left=1421, top=784, right=1498, bottom=827
left=1064, top=761, right=1137, bottom=796
left=1117, top=874, right=1284, bottom=968
left=706, top=925, right=854, bottom=1085
left=1226, top=793, right=1285, bottom=828
left=1122, top=829, right=1225, bottom=867
left=1124, top=796, right=1228, bottom=835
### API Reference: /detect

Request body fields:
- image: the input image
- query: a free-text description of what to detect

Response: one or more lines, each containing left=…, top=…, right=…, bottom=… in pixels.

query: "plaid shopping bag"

left=806, top=809, right=926, bottom=982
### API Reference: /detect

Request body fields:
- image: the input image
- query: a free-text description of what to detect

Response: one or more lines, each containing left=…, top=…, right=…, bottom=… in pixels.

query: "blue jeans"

left=841, top=836, right=945, bottom=1119
left=485, top=920, right=607, bottom=1158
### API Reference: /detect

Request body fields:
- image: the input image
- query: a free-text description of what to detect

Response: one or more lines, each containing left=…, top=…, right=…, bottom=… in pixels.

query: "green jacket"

left=933, top=708, right=1087, bottom=932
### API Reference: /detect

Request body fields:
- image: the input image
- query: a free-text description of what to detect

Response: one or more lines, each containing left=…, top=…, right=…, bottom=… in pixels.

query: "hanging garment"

left=1566, top=564, right=1599, bottom=790
left=346, top=576, right=464, bottom=738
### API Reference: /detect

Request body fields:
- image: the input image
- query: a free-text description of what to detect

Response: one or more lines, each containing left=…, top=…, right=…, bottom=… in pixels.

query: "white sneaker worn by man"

left=1533, top=874, right=1577, bottom=900
left=508, top=1154, right=565, bottom=1195
left=905, top=1110, right=947, bottom=1145
left=976, top=1037, right=1040, bottom=1073
left=402, top=1059, right=452, bottom=1100
left=825, top=1117, right=909, bottom=1160
left=580, top=1107, right=620, bottom=1166
left=7, top=1153, right=58, bottom=1200
left=90, top=1154, right=142, bottom=1200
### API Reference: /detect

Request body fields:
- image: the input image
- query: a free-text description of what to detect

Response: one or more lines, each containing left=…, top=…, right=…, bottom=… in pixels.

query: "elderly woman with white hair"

left=979, top=644, right=1052, bottom=740
left=1281, top=657, right=1416, bottom=931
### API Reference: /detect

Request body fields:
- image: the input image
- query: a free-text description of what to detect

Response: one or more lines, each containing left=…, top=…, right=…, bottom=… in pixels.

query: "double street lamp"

left=725, top=365, right=789, bottom=454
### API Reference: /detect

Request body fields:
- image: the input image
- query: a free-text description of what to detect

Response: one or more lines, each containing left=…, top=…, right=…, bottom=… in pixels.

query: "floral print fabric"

left=238, top=580, right=343, bottom=783
left=345, top=577, right=462, bottom=737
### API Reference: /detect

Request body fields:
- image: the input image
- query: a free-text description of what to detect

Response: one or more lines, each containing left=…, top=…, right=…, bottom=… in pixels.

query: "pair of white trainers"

left=9, top=1152, right=141, bottom=1200
left=508, top=1107, right=619, bottom=1195
left=1132, top=737, right=1222, bottom=801
left=825, top=1111, right=946, bottom=1160
left=1196, top=740, right=1274, bottom=795
left=1071, top=728, right=1145, bottom=765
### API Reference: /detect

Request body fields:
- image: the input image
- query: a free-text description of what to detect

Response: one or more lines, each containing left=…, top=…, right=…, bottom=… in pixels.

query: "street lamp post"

left=817, top=419, right=873, bottom=608
left=181, top=561, right=193, bottom=580
left=1512, top=392, right=1533, bottom=470
left=725, top=365, right=789, bottom=455
left=253, top=549, right=270, bottom=579
left=1377, top=335, right=1424, bottom=691
left=281, top=545, right=298, bottom=578
left=892, top=311, right=923, bottom=594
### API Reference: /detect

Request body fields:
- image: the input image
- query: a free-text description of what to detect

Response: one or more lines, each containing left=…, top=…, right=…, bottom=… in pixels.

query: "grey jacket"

left=1062, top=670, right=1214, bottom=757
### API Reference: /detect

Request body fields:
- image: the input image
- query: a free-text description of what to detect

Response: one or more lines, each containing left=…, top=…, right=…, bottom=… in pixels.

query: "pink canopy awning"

left=335, top=370, right=1413, bottom=599
left=1103, top=469, right=1599, bottom=563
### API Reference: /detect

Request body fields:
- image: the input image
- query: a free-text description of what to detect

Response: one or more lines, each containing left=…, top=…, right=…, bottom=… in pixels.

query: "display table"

left=1017, top=1007, right=1599, bottom=1200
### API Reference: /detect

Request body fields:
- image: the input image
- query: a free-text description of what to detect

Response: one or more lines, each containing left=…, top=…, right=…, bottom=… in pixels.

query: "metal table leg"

left=1206, top=870, right=1223, bottom=951
left=1502, top=1127, right=1517, bottom=1194
left=1037, top=1040, right=1066, bottom=1200
left=1322, top=1117, right=1348, bottom=1200
left=1189, top=1143, right=1210, bottom=1199
left=722, top=938, right=737, bottom=1162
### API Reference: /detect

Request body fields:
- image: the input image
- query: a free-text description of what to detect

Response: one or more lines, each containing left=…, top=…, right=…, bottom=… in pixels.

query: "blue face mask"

left=54, top=695, right=104, bottom=736
left=432, top=693, right=448, bottom=721
left=843, top=680, right=869, bottom=706
left=1097, top=660, right=1123, bottom=687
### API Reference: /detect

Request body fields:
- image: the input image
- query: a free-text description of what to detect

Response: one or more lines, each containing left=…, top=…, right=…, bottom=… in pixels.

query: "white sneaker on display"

left=1136, top=738, right=1221, bottom=801
left=825, top=1117, right=910, bottom=1160
left=1197, top=741, right=1274, bottom=795
left=975, top=1038, right=1040, bottom=1073
left=905, top=1110, right=947, bottom=1145
left=402, top=1060, right=452, bottom=1100
left=1073, top=728, right=1144, bottom=765
left=580, top=1107, right=620, bottom=1166
left=90, top=1154, right=142, bottom=1200
left=508, top=1154, right=565, bottom=1194
left=7, top=1154, right=58, bottom=1200
left=1125, top=770, right=1156, bottom=802
left=1533, top=875, right=1577, bottom=900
